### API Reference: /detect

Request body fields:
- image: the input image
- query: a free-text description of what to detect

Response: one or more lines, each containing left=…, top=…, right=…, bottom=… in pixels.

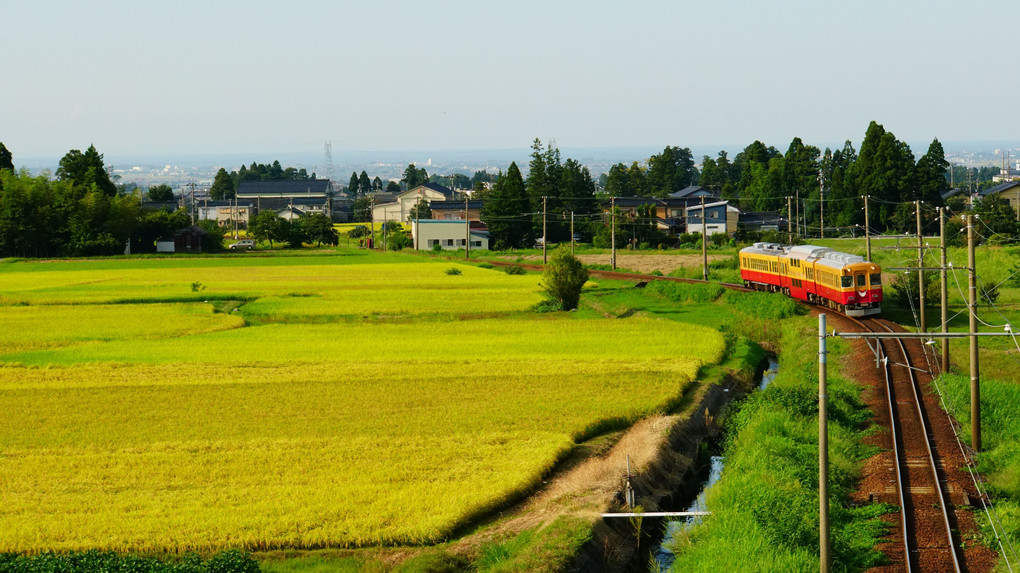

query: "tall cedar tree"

left=482, top=162, right=531, bottom=249
left=209, top=168, right=235, bottom=200
left=56, top=144, right=117, bottom=197
left=0, top=142, right=13, bottom=171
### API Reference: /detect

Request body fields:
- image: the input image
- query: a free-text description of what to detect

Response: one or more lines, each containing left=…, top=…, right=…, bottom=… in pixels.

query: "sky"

left=2, top=0, right=1018, bottom=162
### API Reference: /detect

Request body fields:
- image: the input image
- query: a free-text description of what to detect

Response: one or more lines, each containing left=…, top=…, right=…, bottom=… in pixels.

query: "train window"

left=870, top=274, right=881, bottom=286
left=856, top=274, right=866, bottom=287
left=841, top=276, right=853, bottom=288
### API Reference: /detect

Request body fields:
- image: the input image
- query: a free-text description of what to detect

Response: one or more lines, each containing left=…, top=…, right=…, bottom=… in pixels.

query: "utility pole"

left=701, top=195, right=708, bottom=281
left=796, top=190, right=801, bottom=239
left=864, top=195, right=872, bottom=262
left=370, top=196, right=376, bottom=249
left=570, top=211, right=575, bottom=256
left=383, top=210, right=388, bottom=252
left=819, top=172, right=825, bottom=240
left=787, top=195, right=793, bottom=245
left=967, top=215, right=980, bottom=451
left=940, top=207, right=949, bottom=374
left=465, top=195, right=470, bottom=259
left=413, top=192, right=419, bottom=251
left=917, top=200, right=925, bottom=333
left=819, top=313, right=830, bottom=573
left=611, top=197, right=617, bottom=271
left=542, top=196, right=548, bottom=264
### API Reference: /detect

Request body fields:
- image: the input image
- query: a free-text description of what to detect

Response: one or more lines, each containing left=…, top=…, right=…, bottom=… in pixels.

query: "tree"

left=249, top=210, right=284, bottom=248
left=347, top=172, right=360, bottom=197
left=385, top=180, right=401, bottom=193
left=646, top=145, right=697, bottom=197
left=848, top=121, right=915, bottom=231
left=402, top=164, right=428, bottom=189
left=604, top=163, right=631, bottom=197
left=146, top=184, right=174, bottom=202
left=209, top=168, right=235, bottom=200
left=351, top=197, right=373, bottom=222
left=303, top=213, right=338, bottom=246
left=56, top=144, right=117, bottom=197
left=541, top=249, right=589, bottom=311
left=409, top=199, right=431, bottom=221
left=359, top=171, right=371, bottom=196
left=482, top=162, right=531, bottom=250
left=372, top=176, right=383, bottom=192
left=915, top=139, right=950, bottom=206
left=0, top=142, right=13, bottom=171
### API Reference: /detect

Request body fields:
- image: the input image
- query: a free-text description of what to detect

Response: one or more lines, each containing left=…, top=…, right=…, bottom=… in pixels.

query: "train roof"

left=741, top=242, right=875, bottom=272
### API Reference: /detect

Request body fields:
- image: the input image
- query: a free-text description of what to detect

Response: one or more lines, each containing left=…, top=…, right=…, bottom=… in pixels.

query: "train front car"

left=813, top=250, right=882, bottom=317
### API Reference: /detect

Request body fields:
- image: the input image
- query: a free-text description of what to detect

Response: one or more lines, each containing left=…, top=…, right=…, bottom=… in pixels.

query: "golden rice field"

left=0, top=251, right=726, bottom=553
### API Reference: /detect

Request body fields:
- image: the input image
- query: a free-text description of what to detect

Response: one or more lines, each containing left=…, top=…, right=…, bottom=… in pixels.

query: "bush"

left=347, top=225, right=370, bottom=238
left=505, top=264, right=527, bottom=275
left=0, top=549, right=260, bottom=573
left=432, top=242, right=443, bottom=252
left=444, top=267, right=462, bottom=275
left=541, top=250, right=589, bottom=310
left=387, top=232, right=412, bottom=251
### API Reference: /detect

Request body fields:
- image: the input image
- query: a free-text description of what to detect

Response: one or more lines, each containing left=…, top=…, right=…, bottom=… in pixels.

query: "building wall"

left=412, top=221, right=488, bottom=250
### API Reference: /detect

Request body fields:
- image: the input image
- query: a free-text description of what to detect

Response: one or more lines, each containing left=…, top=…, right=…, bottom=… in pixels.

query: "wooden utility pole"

left=465, top=195, right=470, bottom=259
left=940, top=208, right=949, bottom=373
left=701, top=195, right=708, bottom=281
left=413, top=192, right=420, bottom=251
left=864, top=195, right=872, bottom=262
left=818, top=313, right=830, bottom=573
left=611, top=197, right=616, bottom=271
left=967, top=215, right=981, bottom=451
left=787, top=196, right=793, bottom=245
left=542, top=196, right=548, bottom=264
left=917, top=200, right=926, bottom=333
left=383, top=210, right=388, bottom=252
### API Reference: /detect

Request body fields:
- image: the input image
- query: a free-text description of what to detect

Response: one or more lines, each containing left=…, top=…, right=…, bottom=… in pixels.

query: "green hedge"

left=0, top=549, right=260, bottom=573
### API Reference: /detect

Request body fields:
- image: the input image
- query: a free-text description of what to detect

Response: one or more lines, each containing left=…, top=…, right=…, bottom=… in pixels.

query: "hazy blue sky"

left=2, top=0, right=1016, bottom=160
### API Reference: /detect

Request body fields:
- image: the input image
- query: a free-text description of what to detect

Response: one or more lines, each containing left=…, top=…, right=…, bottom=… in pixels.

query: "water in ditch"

left=649, top=355, right=778, bottom=571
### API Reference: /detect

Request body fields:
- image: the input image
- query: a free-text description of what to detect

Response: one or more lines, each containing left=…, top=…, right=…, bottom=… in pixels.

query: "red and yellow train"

left=738, top=242, right=882, bottom=317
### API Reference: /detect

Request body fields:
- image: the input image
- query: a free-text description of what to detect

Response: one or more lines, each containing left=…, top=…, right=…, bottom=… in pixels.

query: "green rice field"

left=0, top=250, right=725, bottom=554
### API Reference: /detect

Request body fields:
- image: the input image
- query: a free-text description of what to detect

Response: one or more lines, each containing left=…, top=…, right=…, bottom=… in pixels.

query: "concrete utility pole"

left=967, top=215, right=981, bottom=451
left=940, top=208, right=949, bottom=373
left=542, top=196, right=548, bottom=264
left=819, top=313, right=830, bottom=573
left=796, top=190, right=801, bottom=239
left=383, top=210, right=388, bottom=252
left=465, top=195, right=470, bottom=259
left=917, top=200, right=926, bottom=333
left=864, top=195, right=872, bottom=262
left=787, top=196, right=793, bottom=245
left=701, top=195, right=708, bottom=281
left=413, top=192, right=419, bottom=251
left=819, top=172, right=825, bottom=240
left=611, top=197, right=617, bottom=271
left=570, top=211, right=575, bottom=256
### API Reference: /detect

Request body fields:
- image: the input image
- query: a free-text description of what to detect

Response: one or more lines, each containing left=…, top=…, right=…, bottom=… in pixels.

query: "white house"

left=372, top=183, right=455, bottom=223
left=685, top=201, right=740, bottom=236
left=411, top=220, right=489, bottom=251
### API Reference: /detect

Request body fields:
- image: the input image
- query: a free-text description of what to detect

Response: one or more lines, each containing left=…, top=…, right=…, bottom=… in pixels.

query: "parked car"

left=229, top=239, right=256, bottom=251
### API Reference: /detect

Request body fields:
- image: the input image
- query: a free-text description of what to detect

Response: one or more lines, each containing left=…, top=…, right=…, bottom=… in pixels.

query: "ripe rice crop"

left=0, top=255, right=726, bottom=554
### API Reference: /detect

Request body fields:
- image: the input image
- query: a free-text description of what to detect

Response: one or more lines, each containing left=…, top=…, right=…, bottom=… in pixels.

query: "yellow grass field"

left=0, top=253, right=725, bottom=553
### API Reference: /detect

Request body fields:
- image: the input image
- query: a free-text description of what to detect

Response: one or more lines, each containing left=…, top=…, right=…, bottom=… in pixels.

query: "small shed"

left=156, top=226, right=207, bottom=253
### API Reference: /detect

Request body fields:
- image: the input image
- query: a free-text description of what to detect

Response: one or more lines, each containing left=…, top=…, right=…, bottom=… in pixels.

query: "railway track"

left=848, top=316, right=964, bottom=572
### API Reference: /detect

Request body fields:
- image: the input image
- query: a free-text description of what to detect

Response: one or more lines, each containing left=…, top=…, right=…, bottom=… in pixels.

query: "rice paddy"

left=0, top=251, right=725, bottom=554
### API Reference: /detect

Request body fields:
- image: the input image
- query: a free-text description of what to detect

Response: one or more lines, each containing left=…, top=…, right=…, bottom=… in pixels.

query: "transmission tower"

left=324, top=141, right=335, bottom=184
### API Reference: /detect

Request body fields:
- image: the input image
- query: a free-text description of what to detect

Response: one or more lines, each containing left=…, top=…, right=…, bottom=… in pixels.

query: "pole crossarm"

left=886, top=266, right=965, bottom=271
left=832, top=331, right=1013, bottom=339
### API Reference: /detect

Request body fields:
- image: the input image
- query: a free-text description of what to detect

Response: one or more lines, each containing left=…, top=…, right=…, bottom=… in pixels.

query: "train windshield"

left=870, top=274, right=881, bottom=286
left=841, top=276, right=853, bottom=288
left=856, top=274, right=866, bottom=288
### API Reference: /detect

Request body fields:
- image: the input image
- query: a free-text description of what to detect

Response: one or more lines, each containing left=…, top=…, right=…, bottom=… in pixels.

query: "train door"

left=854, top=270, right=868, bottom=299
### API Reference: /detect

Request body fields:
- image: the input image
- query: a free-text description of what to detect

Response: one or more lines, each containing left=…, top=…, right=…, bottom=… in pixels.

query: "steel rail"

left=871, top=318, right=963, bottom=573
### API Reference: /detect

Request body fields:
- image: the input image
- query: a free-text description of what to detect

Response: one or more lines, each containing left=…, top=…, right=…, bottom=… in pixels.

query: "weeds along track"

left=850, top=316, right=963, bottom=572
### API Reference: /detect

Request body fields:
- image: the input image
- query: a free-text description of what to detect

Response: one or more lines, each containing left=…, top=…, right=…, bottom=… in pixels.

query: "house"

left=195, top=200, right=253, bottom=228
left=979, top=181, right=1020, bottom=214
left=156, top=226, right=207, bottom=253
left=235, top=179, right=335, bottom=219
left=372, top=183, right=456, bottom=222
left=411, top=220, right=489, bottom=251
left=738, top=211, right=788, bottom=233
left=431, top=200, right=483, bottom=221
left=685, top=201, right=740, bottom=236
